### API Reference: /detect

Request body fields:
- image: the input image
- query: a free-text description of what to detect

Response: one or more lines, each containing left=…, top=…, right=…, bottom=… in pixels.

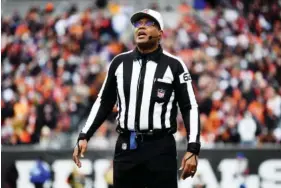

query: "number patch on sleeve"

left=179, top=72, right=191, bottom=83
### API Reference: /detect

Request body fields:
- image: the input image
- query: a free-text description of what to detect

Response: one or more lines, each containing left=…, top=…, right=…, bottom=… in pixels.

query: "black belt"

left=116, top=128, right=174, bottom=141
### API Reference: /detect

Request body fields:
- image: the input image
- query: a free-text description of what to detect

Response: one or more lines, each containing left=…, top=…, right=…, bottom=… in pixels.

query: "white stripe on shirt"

left=115, top=63, right=126, bottom=128
left=139, top=61, right=157, bottom=130
left=127, top=60, right=141, bottom=130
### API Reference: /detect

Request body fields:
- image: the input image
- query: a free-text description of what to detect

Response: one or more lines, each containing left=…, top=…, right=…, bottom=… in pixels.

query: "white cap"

left=130, top=9, right=164, bottom=30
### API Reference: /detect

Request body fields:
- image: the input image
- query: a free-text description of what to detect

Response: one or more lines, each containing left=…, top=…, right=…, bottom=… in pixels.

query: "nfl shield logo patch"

left=157, top=89, right=165, bottom=98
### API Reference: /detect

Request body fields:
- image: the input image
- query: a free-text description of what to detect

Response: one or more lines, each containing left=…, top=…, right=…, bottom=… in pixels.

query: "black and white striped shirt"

left=78, top=46, right=200, bottom=153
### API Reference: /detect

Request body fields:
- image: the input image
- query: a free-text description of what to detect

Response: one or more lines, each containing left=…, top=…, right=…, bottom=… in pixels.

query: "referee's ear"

left=157, top=30, right=163, bottom=43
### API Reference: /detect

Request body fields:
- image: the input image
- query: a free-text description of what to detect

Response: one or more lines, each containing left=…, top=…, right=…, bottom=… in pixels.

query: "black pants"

left=113, top=133, right=178, bottom=188
left=33, top=183, right=43, bottom=188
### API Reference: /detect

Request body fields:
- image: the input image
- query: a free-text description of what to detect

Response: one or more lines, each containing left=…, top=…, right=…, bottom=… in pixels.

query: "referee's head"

left=130, top=9, right=164, bottom=49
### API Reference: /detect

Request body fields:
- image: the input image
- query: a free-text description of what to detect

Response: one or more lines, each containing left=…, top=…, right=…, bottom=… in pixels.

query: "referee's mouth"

left=136, top=31, right=149, bottom=44
left=137, top=31, right=147, bottom=39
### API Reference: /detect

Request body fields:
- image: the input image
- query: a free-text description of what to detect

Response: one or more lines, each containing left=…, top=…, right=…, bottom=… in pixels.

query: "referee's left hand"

left=179, top=152, right=198, bottom=179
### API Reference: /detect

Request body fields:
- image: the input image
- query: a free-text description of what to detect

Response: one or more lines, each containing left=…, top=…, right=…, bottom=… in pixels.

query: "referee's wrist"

left=187, top=142, right=201, bottom=155
left=78, top=133, right=89, bottom=142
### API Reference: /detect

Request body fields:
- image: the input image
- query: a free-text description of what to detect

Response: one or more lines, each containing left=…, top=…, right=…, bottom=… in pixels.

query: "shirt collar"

left=133, top=45, right=163, bottom=62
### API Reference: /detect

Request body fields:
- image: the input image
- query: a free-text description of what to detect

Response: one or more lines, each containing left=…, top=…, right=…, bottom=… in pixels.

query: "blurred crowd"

left=1, top=0, right=281, bottom=148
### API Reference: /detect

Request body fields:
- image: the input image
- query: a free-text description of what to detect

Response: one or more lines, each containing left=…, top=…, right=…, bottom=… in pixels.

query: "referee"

left=73, top=9, right=200, bottom=188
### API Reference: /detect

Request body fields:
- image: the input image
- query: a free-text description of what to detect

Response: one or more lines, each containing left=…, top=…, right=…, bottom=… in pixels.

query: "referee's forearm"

left=78, top=98, right=116, bottom=141
left=182, top=105, right=201, bottom=155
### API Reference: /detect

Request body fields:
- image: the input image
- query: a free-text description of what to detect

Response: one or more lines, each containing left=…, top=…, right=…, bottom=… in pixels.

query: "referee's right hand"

left=72, top=139, right=88, bottom=168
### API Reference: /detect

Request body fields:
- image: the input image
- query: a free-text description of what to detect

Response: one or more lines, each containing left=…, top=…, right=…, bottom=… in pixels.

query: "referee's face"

left=133, top=17, right=162, bottom=47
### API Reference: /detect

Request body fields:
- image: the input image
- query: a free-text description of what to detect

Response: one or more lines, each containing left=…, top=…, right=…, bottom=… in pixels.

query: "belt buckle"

left=147, top=131, right=153, bottom=136
left=136, top=132, right=144, bottom=142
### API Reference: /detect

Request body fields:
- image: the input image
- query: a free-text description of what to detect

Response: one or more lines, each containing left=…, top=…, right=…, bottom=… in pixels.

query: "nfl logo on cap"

left=143, top=9, right=149, bottom=13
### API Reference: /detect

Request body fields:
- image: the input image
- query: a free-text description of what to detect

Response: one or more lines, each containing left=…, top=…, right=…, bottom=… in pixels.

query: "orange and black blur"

left=2, top=0, right=281, bottom=148
left=1, top=0, right=281, bottom=188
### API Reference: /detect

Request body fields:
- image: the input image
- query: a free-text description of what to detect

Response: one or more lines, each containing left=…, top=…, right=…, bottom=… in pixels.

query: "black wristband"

left=187, top=143, right=201, bottom=155
left=77, top=133, right=89, bottom=142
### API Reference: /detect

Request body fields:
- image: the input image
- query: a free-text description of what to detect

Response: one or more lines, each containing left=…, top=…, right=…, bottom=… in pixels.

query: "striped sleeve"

left=78, top=57, right=120, bottom=141
left=174, top=58, right=201, bottom=155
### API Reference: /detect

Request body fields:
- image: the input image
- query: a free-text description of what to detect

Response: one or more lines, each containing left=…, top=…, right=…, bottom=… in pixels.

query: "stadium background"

left=1, top=0, right=281, bottom=187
